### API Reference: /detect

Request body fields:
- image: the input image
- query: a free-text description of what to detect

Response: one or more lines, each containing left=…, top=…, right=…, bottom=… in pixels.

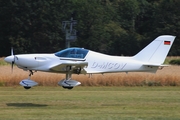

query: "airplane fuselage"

left=6, top=51, right=157, bottom=74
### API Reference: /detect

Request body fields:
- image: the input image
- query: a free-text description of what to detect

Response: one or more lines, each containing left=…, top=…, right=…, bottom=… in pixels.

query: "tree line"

left=0, top=0, right=180, bottom=57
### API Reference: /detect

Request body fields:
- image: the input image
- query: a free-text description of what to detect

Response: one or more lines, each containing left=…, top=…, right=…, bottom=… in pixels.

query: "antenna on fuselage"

left=62, top=12, right=77, bottom=48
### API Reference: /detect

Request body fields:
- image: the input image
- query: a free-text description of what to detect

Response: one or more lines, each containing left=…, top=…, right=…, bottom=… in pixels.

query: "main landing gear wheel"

left=62, top=86, right=74, bottom=90
left=58, top=68, right=81, bottom=89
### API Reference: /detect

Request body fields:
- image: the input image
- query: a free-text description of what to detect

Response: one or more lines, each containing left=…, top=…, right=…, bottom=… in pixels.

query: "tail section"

left=133, top=35, right=176, bottom=64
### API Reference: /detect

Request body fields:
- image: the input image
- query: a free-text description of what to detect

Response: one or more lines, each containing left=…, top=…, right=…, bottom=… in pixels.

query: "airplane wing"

left=50, top=62, right=88, bottom=74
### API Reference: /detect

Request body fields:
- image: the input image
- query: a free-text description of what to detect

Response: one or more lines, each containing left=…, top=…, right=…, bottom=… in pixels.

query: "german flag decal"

left=164, top=41, right=171, bottom=45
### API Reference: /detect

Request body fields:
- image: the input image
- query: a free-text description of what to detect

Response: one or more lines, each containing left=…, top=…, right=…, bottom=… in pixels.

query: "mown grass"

left=0, top=87, right=180, bottom=120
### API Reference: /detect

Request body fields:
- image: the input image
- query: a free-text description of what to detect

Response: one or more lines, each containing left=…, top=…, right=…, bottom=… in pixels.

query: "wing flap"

left=50, top=62, right=88, bottom=73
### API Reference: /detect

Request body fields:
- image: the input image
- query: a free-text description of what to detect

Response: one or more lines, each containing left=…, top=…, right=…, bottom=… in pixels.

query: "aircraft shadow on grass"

left=6, top=103, right=48, bottom=107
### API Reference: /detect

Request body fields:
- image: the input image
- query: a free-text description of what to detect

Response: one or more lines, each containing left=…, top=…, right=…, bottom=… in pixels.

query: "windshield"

left=55, top=48, right=89, bottom=59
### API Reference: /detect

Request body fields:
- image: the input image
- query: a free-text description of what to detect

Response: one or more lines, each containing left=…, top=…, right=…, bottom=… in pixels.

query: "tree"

left=0, top=0, right=180, bottom=56
left=153, top=0, right=180, bottom=55
left=71, top=0, right=113, bottom=53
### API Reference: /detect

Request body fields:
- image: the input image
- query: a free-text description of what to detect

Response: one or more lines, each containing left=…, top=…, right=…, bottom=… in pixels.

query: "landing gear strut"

left=58, top=66, right=81, bottom=89
left=63, top=71, right=74, bottom=89
left=28, top=70, right=36, bottom=79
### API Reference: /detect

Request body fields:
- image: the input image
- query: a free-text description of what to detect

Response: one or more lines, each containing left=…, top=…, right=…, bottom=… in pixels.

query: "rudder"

left=133, top=35, right=176, bottom=64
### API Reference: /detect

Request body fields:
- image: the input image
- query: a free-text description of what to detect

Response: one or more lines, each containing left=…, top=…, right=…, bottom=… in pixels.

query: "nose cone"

left=4, top=56, right=14, bottom=63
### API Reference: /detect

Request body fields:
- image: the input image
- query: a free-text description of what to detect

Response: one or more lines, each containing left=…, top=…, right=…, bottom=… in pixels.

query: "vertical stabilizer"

left=133, top=35, right=176, bottom=64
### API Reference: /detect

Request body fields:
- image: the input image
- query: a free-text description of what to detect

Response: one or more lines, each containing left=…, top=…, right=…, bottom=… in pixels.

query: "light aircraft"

left=4, top=35, right=176, bottom=89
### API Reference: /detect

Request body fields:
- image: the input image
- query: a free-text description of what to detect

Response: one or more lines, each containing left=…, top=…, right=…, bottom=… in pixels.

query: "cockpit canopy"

left=55, top=48, right=89, bottom=59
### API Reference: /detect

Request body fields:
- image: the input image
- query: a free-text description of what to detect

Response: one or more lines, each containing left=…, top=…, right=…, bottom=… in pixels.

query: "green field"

left=0, top=86, right=180, bottom=120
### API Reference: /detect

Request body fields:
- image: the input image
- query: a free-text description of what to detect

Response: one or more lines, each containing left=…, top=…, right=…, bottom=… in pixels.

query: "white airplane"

left=4, top=35, right=176, bottom=89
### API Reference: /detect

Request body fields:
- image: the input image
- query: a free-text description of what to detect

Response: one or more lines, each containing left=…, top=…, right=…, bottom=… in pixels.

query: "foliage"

left=0, top=58, right=9, bottom=66
left=169, top=59, right=180, bottom=65
left=0, top=0, right=179, bottom=56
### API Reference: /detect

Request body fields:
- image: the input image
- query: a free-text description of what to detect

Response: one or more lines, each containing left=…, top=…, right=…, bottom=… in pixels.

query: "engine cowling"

left=58, top=79, right=81, bottom=89
left=19, top=79, right=38, bottom=89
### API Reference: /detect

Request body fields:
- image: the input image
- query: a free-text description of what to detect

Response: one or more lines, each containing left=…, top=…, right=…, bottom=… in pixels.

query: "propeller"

left=4, top=48, right=19, bottom=73
left=11, top=48, right=15, bottom=73
left=11, top=47, right=14, bottom=56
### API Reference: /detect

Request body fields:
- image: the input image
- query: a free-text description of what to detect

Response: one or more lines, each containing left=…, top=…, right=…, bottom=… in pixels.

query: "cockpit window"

left=55, top=48, right=89, bottom=59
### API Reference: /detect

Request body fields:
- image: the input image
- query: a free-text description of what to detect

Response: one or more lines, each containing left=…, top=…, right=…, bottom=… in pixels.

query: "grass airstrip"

left=0, top=87, right=180, bottom=120
left=0, top=57, right=180, bottom=120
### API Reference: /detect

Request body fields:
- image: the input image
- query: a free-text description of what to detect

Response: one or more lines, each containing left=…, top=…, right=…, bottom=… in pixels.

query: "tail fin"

left=133, top=35, right=176, bottom=64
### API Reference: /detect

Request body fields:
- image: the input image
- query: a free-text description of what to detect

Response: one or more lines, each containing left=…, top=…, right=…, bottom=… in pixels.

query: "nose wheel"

left=19, top=70, right=38, bottom=89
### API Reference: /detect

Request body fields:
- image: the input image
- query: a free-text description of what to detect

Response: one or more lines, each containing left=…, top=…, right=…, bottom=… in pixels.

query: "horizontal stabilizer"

left=143, top=63, right=170, bottom=67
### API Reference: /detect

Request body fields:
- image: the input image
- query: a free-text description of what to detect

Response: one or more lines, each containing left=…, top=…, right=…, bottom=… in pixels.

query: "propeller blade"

left=11, top=61, right=14, bottom=73
left=11, top=48, right=15, bottom=73
left=11, top=47, right=14, bottom=56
